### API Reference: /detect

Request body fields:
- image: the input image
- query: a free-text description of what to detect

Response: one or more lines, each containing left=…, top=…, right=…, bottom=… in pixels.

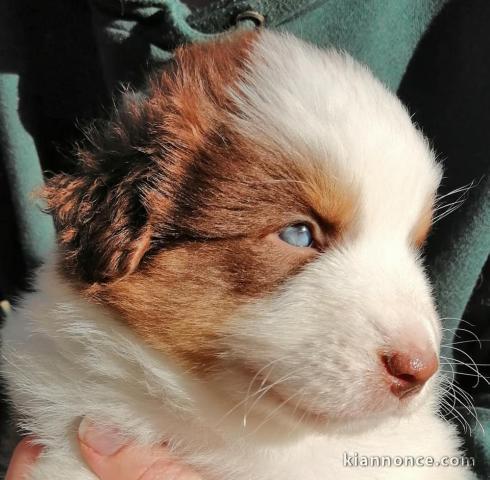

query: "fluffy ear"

left=42, top=163, right=152, bottom=284
left=42, top=91, right=157, bottom=284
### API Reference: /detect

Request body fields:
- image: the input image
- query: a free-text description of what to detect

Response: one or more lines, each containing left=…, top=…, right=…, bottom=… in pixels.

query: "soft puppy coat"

left=1, top=30, right=476, bottom=479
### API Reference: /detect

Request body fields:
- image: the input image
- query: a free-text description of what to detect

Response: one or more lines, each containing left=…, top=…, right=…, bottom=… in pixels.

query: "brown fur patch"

left=411, top=199, right=434, bottom=248
left=44, top=31, right=359, bottom=372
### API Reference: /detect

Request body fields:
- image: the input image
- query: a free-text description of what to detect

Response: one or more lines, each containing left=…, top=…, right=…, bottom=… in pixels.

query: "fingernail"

left=78, top=417, right=126, bottom=456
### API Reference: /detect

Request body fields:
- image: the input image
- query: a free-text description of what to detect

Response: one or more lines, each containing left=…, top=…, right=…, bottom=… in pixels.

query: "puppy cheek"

left=91, top=238, right=313, bottom=373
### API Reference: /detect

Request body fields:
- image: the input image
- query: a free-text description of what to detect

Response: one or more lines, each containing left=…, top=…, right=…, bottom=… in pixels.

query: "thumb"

left=6, top=438, right=43, bottom=480
left=78, top=418, right=201, bottom=480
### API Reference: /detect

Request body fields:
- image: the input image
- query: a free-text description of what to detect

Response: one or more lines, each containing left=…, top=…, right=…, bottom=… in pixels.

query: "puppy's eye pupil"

left=279, top=224, right=313, bottom=248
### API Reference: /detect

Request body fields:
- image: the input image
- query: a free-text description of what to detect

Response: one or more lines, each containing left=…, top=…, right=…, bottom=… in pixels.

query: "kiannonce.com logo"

left=343, top=452, right=475, bottom=468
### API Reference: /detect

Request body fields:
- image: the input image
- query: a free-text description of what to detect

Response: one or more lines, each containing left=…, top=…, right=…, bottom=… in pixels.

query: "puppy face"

left=44, top=31, right=442, bottom=432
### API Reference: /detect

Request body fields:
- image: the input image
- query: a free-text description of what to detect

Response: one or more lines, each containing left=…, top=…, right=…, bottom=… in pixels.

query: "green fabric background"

left=0, top=0, right=488, bottom=478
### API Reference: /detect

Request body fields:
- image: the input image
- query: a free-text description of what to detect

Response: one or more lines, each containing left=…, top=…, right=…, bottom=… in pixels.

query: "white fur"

left=1, top=31, right=476, bottom=479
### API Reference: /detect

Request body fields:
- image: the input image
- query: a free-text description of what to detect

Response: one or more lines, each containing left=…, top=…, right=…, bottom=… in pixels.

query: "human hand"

left=6, top=419, right=201, bottom=480
left=5, top=438, right=42, bottom=480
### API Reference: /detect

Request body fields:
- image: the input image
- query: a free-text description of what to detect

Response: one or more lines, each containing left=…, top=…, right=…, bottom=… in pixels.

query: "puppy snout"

left=381, top=349, right=438, bottom=399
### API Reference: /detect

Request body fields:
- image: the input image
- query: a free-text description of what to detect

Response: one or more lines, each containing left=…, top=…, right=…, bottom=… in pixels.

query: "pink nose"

left=381, top=350, right=438, bottom=399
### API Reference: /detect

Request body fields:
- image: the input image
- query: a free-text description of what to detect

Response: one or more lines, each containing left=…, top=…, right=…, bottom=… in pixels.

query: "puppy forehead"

left=137, top=29, right=440, bottom=241
left=146, top=31, right=359, bottom=235
left=229, top=31, right=441, bottom=227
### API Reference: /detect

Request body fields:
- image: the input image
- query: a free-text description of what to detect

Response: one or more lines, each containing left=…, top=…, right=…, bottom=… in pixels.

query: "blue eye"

left=279, top=224, right=314, bottom=248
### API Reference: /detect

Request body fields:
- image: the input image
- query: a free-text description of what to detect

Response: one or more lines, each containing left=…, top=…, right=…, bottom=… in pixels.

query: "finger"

left=5, top=438, right=43, bottom=480
left=78, top=418, right=201, bottom=480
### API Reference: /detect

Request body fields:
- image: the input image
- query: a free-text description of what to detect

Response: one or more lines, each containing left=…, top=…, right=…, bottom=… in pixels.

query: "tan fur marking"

left=411, top=200, right=434, bottom=248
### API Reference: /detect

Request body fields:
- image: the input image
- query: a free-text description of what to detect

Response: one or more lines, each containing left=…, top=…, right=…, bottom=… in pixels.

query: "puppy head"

left=44, top=31, right=442, bottom=434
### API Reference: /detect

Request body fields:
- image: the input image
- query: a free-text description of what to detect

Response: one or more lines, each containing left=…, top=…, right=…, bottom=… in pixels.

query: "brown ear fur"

left=42, top=93, right=155, bottom=284
left=43, top=31, right=259, bottom=285
left=43, top=171, right=151, bottom=284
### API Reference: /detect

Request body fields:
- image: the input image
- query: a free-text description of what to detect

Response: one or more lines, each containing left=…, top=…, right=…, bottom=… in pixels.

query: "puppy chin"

left=332, top=377, right=440, bottom=436
left=292, top=396, right=429, bottom=439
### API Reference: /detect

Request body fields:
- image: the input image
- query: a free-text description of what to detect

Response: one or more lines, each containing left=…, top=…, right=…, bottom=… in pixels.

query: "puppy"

left=1, top=30, right=476, bottom=479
